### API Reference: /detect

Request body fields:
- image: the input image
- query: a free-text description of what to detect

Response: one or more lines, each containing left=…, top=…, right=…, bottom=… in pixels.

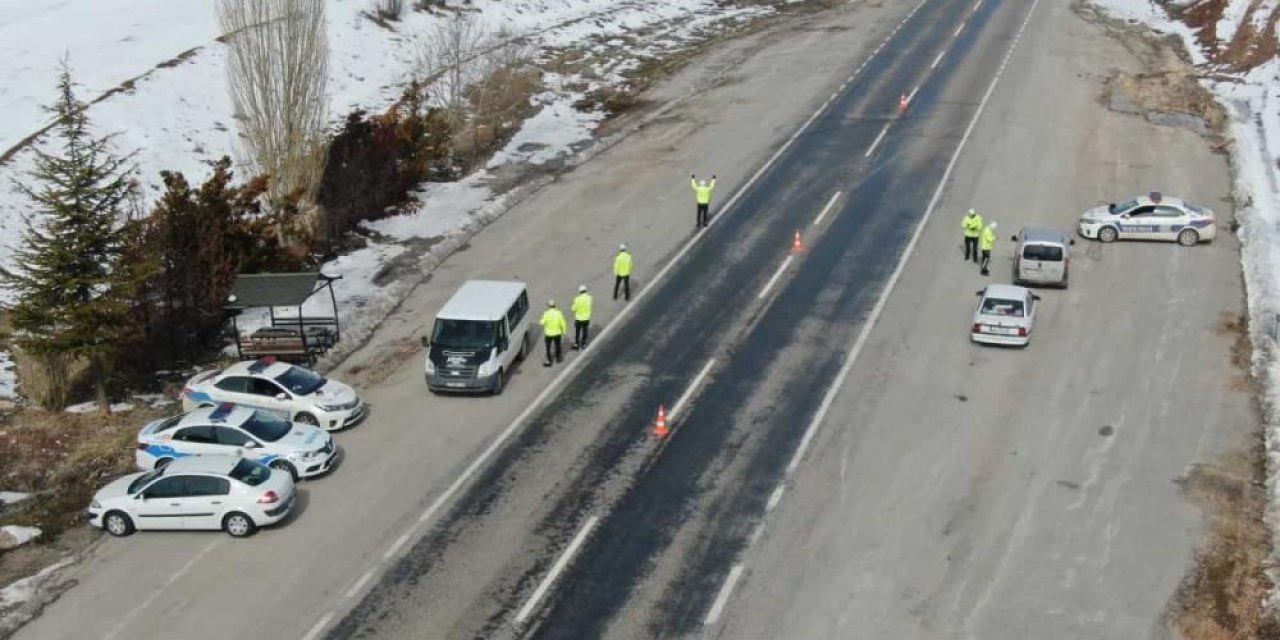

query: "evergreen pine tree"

left=1, top=61, right=137, bottom=410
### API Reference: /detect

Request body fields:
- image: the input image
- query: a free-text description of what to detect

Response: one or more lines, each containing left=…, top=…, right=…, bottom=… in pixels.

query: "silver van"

left=1011, top=227, right=1073, bottom=288
left=421, top=280, right=530, bottom=395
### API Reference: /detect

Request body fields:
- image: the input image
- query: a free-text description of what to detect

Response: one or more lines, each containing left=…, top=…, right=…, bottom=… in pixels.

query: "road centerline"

left=671, top=359, right=718, bottom=421
left=813, top=191, right=842, bottom=226
left=758, top=255, right=796, bottom=300
left=865, top=124, right=891, bottom=157
left=703, top=564, right=745, bottom=626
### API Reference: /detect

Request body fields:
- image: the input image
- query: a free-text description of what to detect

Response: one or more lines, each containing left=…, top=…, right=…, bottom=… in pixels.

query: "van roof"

left=1021, top=227, right=1068, bottom=244
left=437, top=280, right=527, bottom=322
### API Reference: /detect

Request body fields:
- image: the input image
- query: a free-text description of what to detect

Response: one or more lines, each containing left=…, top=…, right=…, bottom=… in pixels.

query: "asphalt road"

left=710, top=1, right=1253, bottom=639
left=10, top=0, right=1248, bottom=637
left=323, top=0, right=1177, bottom=638
left=7, top=2, right=935, bottom=639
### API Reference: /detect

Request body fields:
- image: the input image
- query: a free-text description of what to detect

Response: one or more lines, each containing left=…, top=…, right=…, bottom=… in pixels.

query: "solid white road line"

left=765, top=485, right=785, bottom=512
left=757, top=255, right=796, bottom=300
left=864, top=125, right=890, bottom=158
left=515, top=515, right=600, bottom=625
left=786, top=0, right=1046, bottom=482
left=105, top=541, right=221, bottom=640
left=813, top=191, right=842, bottom=226
left=383, top=531, right=412, bottom=561
left=670, top=358, right=717, bottom=421
left=345, top=569, right=376, bottom=600
left=906, top=85, right=921, bottom=103
left=931, top=50, right=946, bottom=70
left=300, top=613, right=335, bottom=640
left=704, top=564, right=745, bottom=626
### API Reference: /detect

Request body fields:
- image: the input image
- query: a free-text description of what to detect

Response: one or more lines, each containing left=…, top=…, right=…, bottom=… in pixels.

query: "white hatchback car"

left=1078, top=192, right=1216, bottom=246
left=970, top=284, right=1039, bottom=347
left=87, top=456, right=295, bottom=538
left=136, top=404, right=338, bottom=480
left=182, top=357, right=366, bottom=431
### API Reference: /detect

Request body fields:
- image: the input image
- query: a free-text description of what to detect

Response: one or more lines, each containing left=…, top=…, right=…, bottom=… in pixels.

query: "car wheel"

left=154, top=457, right=173, bottom=470
left=223, top=512, right=257, bottom=538
left=294, top=412, right=319, bottom=426
left=492, top=368, right=505, bottom=396
left=1097, top=226, right=1118, bottom=243
left=1177, top=228, right=1199, bottom=247
left=516, top=334, right=529, bottom=362
left=270, top=460, right=299, bottom=482
left=104, top=511, right=135, bottom=537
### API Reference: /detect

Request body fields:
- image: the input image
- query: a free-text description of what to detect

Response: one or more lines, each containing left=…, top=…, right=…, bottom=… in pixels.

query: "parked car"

left=182, top=357, right=366, bottom=431
left=87, top=456, right=295, bottom=538
left=1011, top=227, right=1072, bottom=288
left=136, top=403, right=338, bottom=480
left=1077, top=191, right=1216, bottom=246
left=970, top=284, right=1039, bottom=347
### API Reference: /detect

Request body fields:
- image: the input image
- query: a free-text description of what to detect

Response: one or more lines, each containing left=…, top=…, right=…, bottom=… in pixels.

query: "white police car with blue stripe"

left=136, top=403, right=338, bottom=481
left=181, top=357, right=366, bottom=431
left=1078, top=192, right=1216, bottom=246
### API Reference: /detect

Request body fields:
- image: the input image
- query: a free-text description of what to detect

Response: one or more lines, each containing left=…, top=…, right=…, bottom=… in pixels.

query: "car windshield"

left=127, top=469, right=164, bottom=495
left=154, top=415, right=183, bottom=433
left=981, top=297, right=1025, bottom=317
left=229, top=458, right=271, bottom=486
left=431, top=319, right=497, bottom=350
left=242, top=410, right=293, bottom=442
left=1184, top=200, right=1207, bottom=215
left=1108, top=199, right=1137, bottom=214
left=274, top=365, right=326, bottom=395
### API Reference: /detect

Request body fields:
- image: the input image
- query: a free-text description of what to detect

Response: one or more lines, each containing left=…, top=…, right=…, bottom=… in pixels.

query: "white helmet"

left=967, top=208, right=977, bottom=216
left=619, top=243, right=628, bottom=251
left=989, top=221, right=998, bottom=230
left=578, top=284, right=587, bottom=293
left=547, top=299, right=556, bottom=307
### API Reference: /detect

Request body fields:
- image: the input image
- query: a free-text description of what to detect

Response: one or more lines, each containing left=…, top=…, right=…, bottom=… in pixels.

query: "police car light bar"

left=248, top=356, right=277, bottom=373
left=1149, top=191, right=1162, bottom=203
left=209, top=402, right=237, bottom=422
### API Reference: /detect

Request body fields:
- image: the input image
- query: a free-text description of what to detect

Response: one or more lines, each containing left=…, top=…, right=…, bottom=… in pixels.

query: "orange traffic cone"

left=792, top=230, right=804, bottom=253
left=899, top=93, right=909, bottom=111
left=654, top=405, right=669, bottom=437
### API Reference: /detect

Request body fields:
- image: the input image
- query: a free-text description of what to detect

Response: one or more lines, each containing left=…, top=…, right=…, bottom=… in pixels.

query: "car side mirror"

left=1120, top=213, right=1130, bottom=219
left=135, top=493, right=147, bottom=501
left=420, top=336, right=430, bottom=348
left=974, top=290, right=984, bottom=296
left=275, top=392, right=288, bottom=401
left=243, top=441, right=258, bottom=448
left=1069, top=238, right=1075, bottom=245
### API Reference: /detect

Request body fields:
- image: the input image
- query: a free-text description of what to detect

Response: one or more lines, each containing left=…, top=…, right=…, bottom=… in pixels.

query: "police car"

left=136, top=404, right=338, bottom=480
left=1077, top=192, right=1216, bottom=246
left=181, top=357, right=366, bottom=431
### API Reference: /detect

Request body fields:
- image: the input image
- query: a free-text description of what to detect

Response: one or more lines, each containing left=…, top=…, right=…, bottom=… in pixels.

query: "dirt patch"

left=1166, top=0, right=1280, bottom=73
left=0, top=405, right=169, bottom=594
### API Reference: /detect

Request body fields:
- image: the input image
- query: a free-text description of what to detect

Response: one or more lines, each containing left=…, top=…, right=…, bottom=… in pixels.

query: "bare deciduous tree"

left=414, top=12, right=487, bottom=127
left=218, top=0, right=328, bottom=220
left=373, top=0, right=404, bottom=21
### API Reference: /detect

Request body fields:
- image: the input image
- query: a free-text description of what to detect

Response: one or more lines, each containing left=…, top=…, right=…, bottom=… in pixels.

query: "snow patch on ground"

left=0, top=351, right=18, bottom=400
left=0, top=525, right=40, bottom=549
left=0, top=557, right=75, bottom=635
left=64, top=401, right=134, bottom=414
left=0, top=492, right=30, bottom=509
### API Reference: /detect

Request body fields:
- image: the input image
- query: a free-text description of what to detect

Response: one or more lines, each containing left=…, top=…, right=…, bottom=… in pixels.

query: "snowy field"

left=1088, top=0, right=1280, bottom=607
left=0, top=0, right=780, bottom=370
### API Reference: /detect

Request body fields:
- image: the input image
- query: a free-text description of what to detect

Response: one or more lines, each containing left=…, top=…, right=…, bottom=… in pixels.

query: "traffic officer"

left=613, top=243, right=633, bottom=301
left=571, top=284, right=592, bottom=350
left=979, top=221, right=998, bottom=276
left=691, top=174, right=717, bottom=228
left=962, top=208, right=984, bottom=262
left=539, top=300, right=567, bottom=366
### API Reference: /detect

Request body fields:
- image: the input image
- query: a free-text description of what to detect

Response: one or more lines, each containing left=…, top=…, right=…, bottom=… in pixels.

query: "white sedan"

left=87, top=456, right=295, bottom=538
left=136, top=404, right=338, bottom=480
left=182, top=357, right=366, bottom=431
left=1077, top=192, right=1216, bottom=246
left=970, top=284, right=1039, bottom=347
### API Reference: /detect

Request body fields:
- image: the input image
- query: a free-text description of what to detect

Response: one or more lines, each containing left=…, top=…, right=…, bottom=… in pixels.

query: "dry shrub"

left=0, top=408, right=149, bottom=537
left=15, top=352, right=71, bottom=411
left=374, top=0, right=404, bottom=21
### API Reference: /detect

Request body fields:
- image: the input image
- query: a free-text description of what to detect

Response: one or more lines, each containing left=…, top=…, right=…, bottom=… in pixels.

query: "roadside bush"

left=315, top=83, right=453, bottom=247
left=14, top=351, right=71, bottom=411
